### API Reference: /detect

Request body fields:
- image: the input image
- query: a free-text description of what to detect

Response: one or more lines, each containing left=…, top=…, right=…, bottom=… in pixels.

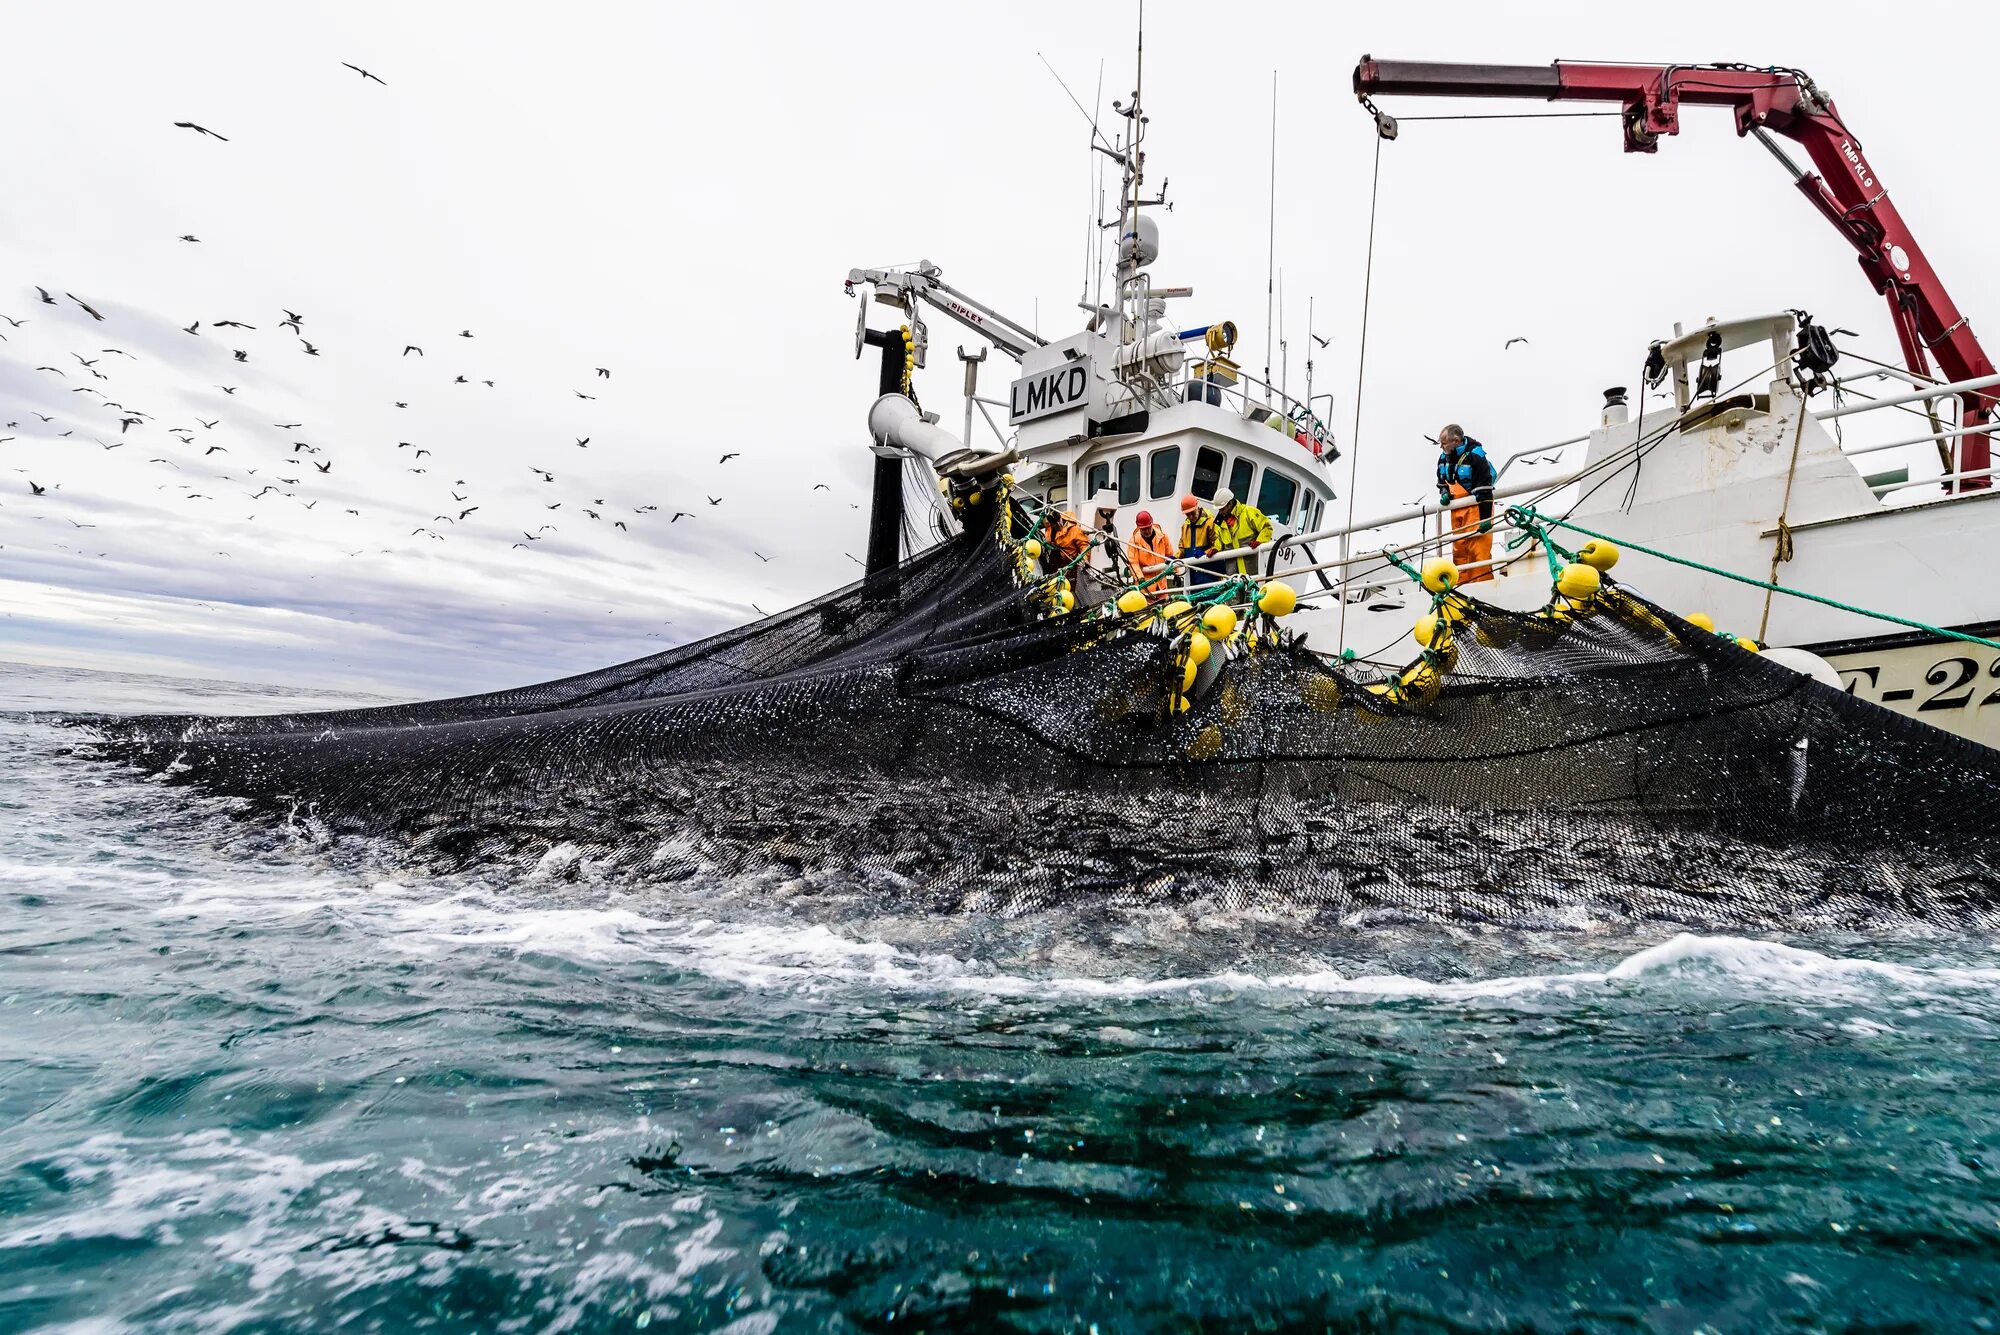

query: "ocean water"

left=6, top=661, right=2000, bottom=1332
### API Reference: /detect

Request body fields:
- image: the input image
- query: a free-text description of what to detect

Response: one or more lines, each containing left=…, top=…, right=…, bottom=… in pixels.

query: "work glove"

left=1438, top=492, right=1452, bottom=507
left=1246, top=540, right=1261, bottom=550
left=1476, top=519, right=1492, bottom=535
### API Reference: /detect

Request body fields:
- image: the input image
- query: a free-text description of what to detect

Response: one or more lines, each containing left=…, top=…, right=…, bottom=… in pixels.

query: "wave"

left=384, top=890, right=2000, bottom=1008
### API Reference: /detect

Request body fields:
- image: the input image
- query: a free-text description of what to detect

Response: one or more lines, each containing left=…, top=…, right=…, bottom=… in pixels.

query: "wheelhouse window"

left=1116, top=455, right=1141, bottom=504
left=1228, top=458, right=1256, bottom=502
left=1148, top=446, right=1181, bottom=500
left=1257, top=469, right=1301, bottom=526
left=1085, top=462, right=1110, bottom=500
left=1192, top=447, right=1225, bottom=499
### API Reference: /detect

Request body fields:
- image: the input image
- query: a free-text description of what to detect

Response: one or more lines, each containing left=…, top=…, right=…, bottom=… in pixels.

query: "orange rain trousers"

left=1449, top=483, right=1493, bottom=585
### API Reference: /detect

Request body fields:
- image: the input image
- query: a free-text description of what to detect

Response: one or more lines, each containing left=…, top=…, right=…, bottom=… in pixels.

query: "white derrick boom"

left=847, top=262, right=1047, bottom=361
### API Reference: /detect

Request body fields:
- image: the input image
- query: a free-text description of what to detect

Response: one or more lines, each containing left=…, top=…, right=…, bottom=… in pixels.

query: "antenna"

left=1278, top=268, right=1288, bottom=405
left=1263, top=70, right=1277, bottom=403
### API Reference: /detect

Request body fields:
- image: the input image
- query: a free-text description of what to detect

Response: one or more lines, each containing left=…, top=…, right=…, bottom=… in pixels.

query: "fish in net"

left=74, top=493, right=2000, bottom=931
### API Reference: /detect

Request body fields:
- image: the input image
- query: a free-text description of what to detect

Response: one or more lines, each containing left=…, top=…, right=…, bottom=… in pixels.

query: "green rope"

left=1509, top=505, right=2000, bottom=654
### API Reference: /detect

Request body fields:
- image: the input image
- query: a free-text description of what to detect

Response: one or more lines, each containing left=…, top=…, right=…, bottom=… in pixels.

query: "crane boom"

left=1352, top=56, right=1994, bottom=489
left=847, top=263, right=1047, bottom=362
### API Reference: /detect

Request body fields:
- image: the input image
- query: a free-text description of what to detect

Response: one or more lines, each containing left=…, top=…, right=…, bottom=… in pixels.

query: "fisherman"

left=1078, top=490, right=1125, bottom=609
left=1212, top=488, right=1273, bottom=575
left=1125, top=508, right=1178, bottom=599
left=1179, top=494, right=1220, bottom=588
left=1037, top=505, right=1091, bottom=593
left=1435, top=424, right=1497, bottom=585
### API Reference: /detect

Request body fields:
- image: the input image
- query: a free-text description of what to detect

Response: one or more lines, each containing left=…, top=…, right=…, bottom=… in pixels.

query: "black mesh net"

left=77, top=493, right=2000, bottom=931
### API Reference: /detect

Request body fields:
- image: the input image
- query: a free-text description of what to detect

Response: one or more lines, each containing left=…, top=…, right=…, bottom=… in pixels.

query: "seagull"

left=293, top=443, right=318, bottom=453
left=458, top=329, right=473, bottom=338
left=394, top=401, right=408, bottom=408
left=35, top=366, right=65, bottom=376
left=35, top=287, right=57, bottom=305
left=33, top=414, right=52, bottom=422
left=233, top=350, right=248, bottom=362
left=457, top=506, right=479, bottom=520
left=706, top=496, right=721, bottom=506
left=300, top=339, right=320, bottom=356
left=671, top=511, right=690, bottom=522
left=174, top=122, right=229, bottom=140
left=403, top=345, right=423, bottom=356
left=280, top=310, right=303, bottom=332
left=575, top=437, right=589, bottom=448
left=1504, top=336, right=1530, bottom=349
left=315, top=460, right=332, bottom=473
left=753, top=551, right=771, bottom=562
left=583, top=508, right=600, bottom=519
left=596, top=367, right=610, bottom=378
left=197, top=418, right=218, bottom=429
left=453, top=375, right=468, bottom=384
left=575, top=391, right=596, bottom=400
left=179, top=235, right=201, bottom=242
left=719, top=452, right=740, bottom=463
left=0, top=314, right=24, bottom=327
left=414, top=448, right=430, bottom=458
left=274, top=422, right=302, bottom=429
left=341, top=62, right=387, bottom=84
left=69, top=294, right=106, bottom=320
left=184, top=320, right=200, bottom=335
left=215, top=386, right=237, bottom=394
left=72, top=354, right=97, bottom=367
left=29, top=481, right=46, bottom=495
left=205, top=445, right=227, bottom=455
left=545, top=502, right=561, bottom=510
left=812, top=483, right=829, bottom=490
left=118, top=417, right=142, bottom=433
left=614, top=520, right=628, bottom=531
left=530, top=467, right=554, bottom=482
left=215, top=320, right=255, bottom=329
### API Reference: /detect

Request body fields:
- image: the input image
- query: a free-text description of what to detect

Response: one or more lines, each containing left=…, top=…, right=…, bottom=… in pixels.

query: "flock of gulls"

left=3, top=62, right=863, bottom=633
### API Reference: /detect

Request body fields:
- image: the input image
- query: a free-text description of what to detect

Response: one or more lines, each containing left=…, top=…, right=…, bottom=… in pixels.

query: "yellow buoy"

left=1056, top=587, right=1075, bottom=613
left=1160, top=599, right=1195, bottom=629
left=1201, top=605, right=1238, bottom=639
left=1115, top=589, right=1148, bottom=616
left=1685, top=611, right=1715, bottom=633
left=1420, top=558, right=1459, bottom=594
left=1186, top=632, right=1212, bottom=666
left=1555, top=563, right=1601, bottom=600
left=1577, top=538, right=1620, bottom=571
left=1186, top=723, right=1224, bottom=760
left=1181, top=659, right=1198, bottom=692
left=1256, top=581, right=1298, bottom=617
left=1302, top=675, right=1342, bottom=713
left=1413, top=612, right=1441, bottom=648
left=1737, top=636, right=1761, bottom=653
left=1022, top=538, right=1043, bottom=560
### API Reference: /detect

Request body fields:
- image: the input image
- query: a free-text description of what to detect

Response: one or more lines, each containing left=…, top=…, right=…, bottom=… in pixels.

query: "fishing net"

left=79, top=492, right=2000, bottom=930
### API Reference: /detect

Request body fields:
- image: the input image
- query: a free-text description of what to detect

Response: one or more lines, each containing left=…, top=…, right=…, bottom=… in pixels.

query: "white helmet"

left=1213, top=487, right=1236, bottom=509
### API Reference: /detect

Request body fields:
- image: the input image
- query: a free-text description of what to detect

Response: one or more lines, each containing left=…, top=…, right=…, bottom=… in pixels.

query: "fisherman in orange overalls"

left=1125, top=509, right=1178, bottom=599
left=1436, top=423, right=1497, bottom=585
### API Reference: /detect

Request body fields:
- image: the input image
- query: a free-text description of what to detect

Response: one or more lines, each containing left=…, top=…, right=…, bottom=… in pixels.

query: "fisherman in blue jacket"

left=1436, top=424, right=1497, bottom=584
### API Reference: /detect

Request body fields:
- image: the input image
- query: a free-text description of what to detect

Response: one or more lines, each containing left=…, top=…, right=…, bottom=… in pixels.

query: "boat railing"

left=1128, top=362, right=1337, bottom=467
left=1814, top=366, right=2000, bottom=499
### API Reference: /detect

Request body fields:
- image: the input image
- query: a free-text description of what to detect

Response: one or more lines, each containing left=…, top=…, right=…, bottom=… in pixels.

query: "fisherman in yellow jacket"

left=1211, top=488, right=1273, bottom=574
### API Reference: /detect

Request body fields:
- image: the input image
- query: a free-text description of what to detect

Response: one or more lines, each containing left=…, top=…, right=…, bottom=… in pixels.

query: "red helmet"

left=1135, top=510, right=1154, bottom=528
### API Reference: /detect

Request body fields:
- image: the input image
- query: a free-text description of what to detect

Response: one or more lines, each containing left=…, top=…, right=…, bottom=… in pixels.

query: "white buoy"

left=1760, top=646, right=1842, bottom=690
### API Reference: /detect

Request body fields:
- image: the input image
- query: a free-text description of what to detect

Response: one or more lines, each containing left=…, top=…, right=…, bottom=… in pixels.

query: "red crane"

left=1352, top=57, right=1995, bottom=490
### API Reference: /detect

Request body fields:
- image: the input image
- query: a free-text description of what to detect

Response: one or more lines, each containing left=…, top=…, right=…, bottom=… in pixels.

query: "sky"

left=3, top=1, right=1994, bottom=698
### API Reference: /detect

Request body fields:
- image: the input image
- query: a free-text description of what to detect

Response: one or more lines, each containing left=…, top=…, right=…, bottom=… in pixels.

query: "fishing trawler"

left=847, top=54, right=2000, bottom=749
